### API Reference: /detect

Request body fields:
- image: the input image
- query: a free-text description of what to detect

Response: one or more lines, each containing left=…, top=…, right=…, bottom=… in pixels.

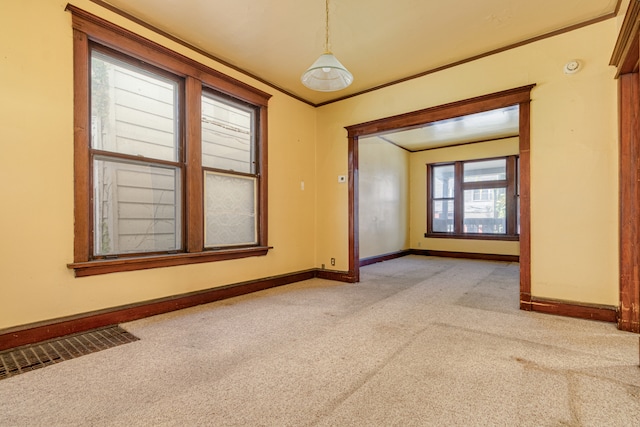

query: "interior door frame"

left=610, top=1, right=640, bottom=333
left=344, top=85, right=535, bottom=310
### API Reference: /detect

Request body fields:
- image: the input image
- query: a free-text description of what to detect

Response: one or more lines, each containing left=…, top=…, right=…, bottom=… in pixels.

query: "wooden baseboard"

left=0, top=269, right=316, bottom=352
left=410, top=249, right=519, bottom=263
left=315, top=269, right=357, bottom=283
left=359, top=250, right=411, bottom=267
left=530, top=297, right=617, bottom=323
left=0, top=262, right=621, bottom=352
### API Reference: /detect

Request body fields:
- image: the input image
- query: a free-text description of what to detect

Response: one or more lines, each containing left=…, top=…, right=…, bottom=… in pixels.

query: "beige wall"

left=410, top=137, right=520, bottom=256
left=316, top=19, right=618, bottom=306
left=0, top=1, right=621, bottom=331
left=0, top=0, right=317, bottom=329
left=358, top=138, right=410, bottom=259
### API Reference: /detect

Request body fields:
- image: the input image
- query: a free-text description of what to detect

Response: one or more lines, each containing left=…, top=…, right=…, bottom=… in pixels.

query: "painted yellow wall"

left=0, top=0, right=622, bottom=331
left=0, top=0, right=317, bottom=329
left=410, top=138, right=520, bottom=256
left=317, top=19, right=618, bottom=306
left=358, top=138, right=410, bottom=259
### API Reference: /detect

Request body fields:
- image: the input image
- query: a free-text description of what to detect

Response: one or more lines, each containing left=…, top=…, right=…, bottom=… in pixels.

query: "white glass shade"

left=301, top=53, right=353, bottom=92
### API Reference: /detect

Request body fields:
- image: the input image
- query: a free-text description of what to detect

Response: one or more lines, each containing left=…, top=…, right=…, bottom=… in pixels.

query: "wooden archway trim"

left=345, top=86, right=535, bottom=306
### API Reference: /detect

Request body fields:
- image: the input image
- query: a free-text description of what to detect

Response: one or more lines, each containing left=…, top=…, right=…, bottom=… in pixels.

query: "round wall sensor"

left=563, top=60, right=581, bottom=74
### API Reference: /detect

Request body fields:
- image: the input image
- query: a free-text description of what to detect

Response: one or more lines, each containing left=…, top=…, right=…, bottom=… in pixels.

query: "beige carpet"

left=1, top=256, right=639, bottom=426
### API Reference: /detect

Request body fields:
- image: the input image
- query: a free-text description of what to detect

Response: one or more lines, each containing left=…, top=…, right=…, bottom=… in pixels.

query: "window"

left=68, top=7, right=271, bottom=276
left=426, top=156, right=519, bottom=240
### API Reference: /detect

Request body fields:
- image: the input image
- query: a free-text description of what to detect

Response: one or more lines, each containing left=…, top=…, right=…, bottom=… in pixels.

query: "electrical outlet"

left=321, top=263, right=325, bottom=269
left=331, top=258, right=335, bottom=266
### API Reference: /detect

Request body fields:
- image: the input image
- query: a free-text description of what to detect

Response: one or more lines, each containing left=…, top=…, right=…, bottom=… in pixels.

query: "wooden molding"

left=345, top=86, right=533, bottom=323
left=520, top=292, right=533, bottom=311
left=610, top=0, right=640, bottom=74
left=316, top=269, right=357, bottom=283
left=410, top=249, right=519, bottom=263
left=530, top=298, right=618, bottom=323
left=360, top=250, right=412, bottom=267
left=0, top=269, right=316, bottom=351
left=345, top=85, right=535, bottom=138
left=618, top=72, right=640, bottom=333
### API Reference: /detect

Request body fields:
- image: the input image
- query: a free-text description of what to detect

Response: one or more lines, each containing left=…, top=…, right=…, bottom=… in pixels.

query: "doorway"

left=345, top=85, right=534, bottom=310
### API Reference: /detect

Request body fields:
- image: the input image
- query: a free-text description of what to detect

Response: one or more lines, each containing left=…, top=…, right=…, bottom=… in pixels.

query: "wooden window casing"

left=426, top=156, right=519, bottom=241
left=67, top=6, right=271, bottom=277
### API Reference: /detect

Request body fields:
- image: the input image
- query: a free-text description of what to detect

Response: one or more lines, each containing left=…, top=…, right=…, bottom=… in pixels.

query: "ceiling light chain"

left=301, top=0, right=353, bottom=92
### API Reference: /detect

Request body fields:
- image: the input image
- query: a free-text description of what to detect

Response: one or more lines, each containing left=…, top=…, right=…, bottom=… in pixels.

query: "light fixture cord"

left=325, top=0, right=330, bottom=53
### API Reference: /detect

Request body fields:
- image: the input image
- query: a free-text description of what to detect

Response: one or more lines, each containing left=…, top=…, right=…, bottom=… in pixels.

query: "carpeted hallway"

left=1, top=256, right=639, bottom=426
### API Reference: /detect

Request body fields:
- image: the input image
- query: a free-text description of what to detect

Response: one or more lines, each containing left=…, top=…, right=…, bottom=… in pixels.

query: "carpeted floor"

left=1, top=256, right=639, bottom=426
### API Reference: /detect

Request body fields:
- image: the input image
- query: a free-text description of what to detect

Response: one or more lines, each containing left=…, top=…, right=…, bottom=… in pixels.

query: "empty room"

left=1, top=0, right=639, bottom=425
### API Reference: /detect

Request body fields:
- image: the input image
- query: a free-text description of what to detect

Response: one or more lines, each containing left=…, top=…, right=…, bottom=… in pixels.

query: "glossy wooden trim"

left=530, top=298, right=617, bottom=323
left=410, top=249, right=519, bottom=263
left=320, top=14, right=616, bottom=107
left=68, top=247, right=272, bottom=277
left=345, top=85, right=535, bottom=138
left=360, top=250, right=412, bottom=267
left=259, top=107, right=269, bottom=246
left=69, top=6, right=271, bottom=275
left=348, top=134, right=359, bottom=282
left=0, top=269, right=316, bottom=351
left=85, top=0, right=616, bottom=108
left=425, top=233, right=519, bottom=241
left=426, top=155, right=519, bottom=238
left=618, top=72, right=640, bottom=333
left=66, top=5, right=272, bottom=106
left=82, top=0, right=311, bottom=106
left=72, top=29, right=91, bottom=263
left=346, top=86, right=533, bottom=303
left=518, top=101, right=532, bottom=311
left=185, top=77, right=204, bottom=252
left=316, top=269, right=357, bottom=283
left=611, top=0, right=640, bottom=74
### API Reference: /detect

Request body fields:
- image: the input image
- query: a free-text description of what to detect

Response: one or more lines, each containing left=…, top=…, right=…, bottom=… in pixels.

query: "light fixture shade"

left=301, top=53, right=353, bottom=92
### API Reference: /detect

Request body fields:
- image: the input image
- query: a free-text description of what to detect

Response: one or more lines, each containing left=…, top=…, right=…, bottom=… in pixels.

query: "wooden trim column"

left=611, top=0, right=640, bottom=333
left=519, top=101, right=532, bottom=310
left=618, top=72, right=640, bottom=333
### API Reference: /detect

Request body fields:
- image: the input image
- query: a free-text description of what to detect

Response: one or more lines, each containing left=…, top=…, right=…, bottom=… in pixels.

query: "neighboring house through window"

left=67, top=6, right=271, bottom=276
left=427, top=156, right=519, bottom=240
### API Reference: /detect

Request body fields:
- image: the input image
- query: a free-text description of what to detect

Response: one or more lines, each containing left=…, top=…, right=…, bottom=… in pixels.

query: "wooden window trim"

left=425, top=156, right=519, bottom=241
left=67, top=6, right=272, bottom=277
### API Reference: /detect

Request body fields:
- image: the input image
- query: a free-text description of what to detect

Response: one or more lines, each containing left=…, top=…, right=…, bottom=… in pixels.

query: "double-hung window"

left=68, top=6, right=271, bottom=276
left=427, top=156, right=519, bottom=240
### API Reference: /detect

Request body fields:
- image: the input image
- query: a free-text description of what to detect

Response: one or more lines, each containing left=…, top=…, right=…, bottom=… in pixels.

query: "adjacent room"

left=1, top=0, right=639, bottom=424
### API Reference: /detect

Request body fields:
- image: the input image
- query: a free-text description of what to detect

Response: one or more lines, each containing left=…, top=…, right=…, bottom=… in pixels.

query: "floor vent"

left=0, top=326, right=138, bottom=380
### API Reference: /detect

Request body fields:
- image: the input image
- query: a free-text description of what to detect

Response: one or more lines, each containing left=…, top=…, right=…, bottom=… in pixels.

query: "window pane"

left=463, top=159, right=506, bottom=182
left=94, top=159, right=182, bottom=255
left=204, top=172, right=257, bottom=247
left=433, top=165, right=454, bottom=198
left=433, top=200, right=454, bottom=232
left=463, top=188, right=506, bottom=234
left=202, top=94, right=254, bottom=173
left=91, top=50, right=179, bottom=162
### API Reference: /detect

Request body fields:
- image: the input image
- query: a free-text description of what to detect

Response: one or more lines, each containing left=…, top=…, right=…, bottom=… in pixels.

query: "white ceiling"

left=98, top=0, right=621, bottom=105
left=361, top=105, right=520, bottom=152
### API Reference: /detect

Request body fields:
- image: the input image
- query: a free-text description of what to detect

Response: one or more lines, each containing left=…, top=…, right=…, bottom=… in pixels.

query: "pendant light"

left=301, top=0, right=353, bottom=92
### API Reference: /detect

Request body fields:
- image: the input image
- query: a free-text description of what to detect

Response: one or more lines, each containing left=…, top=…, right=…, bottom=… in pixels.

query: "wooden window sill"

left=424, top=233, right=519, bottom=241
left=68, top=246, right=272, bottom=277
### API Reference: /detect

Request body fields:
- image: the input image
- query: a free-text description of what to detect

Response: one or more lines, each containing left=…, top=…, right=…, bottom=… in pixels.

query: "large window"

left=68, top=7, right=271, bottom=276
left=427, top=156, right=519, bottom=240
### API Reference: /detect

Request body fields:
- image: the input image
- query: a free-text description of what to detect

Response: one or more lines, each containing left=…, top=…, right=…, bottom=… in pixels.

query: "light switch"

left=338, top=175, right=346, bottom=183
